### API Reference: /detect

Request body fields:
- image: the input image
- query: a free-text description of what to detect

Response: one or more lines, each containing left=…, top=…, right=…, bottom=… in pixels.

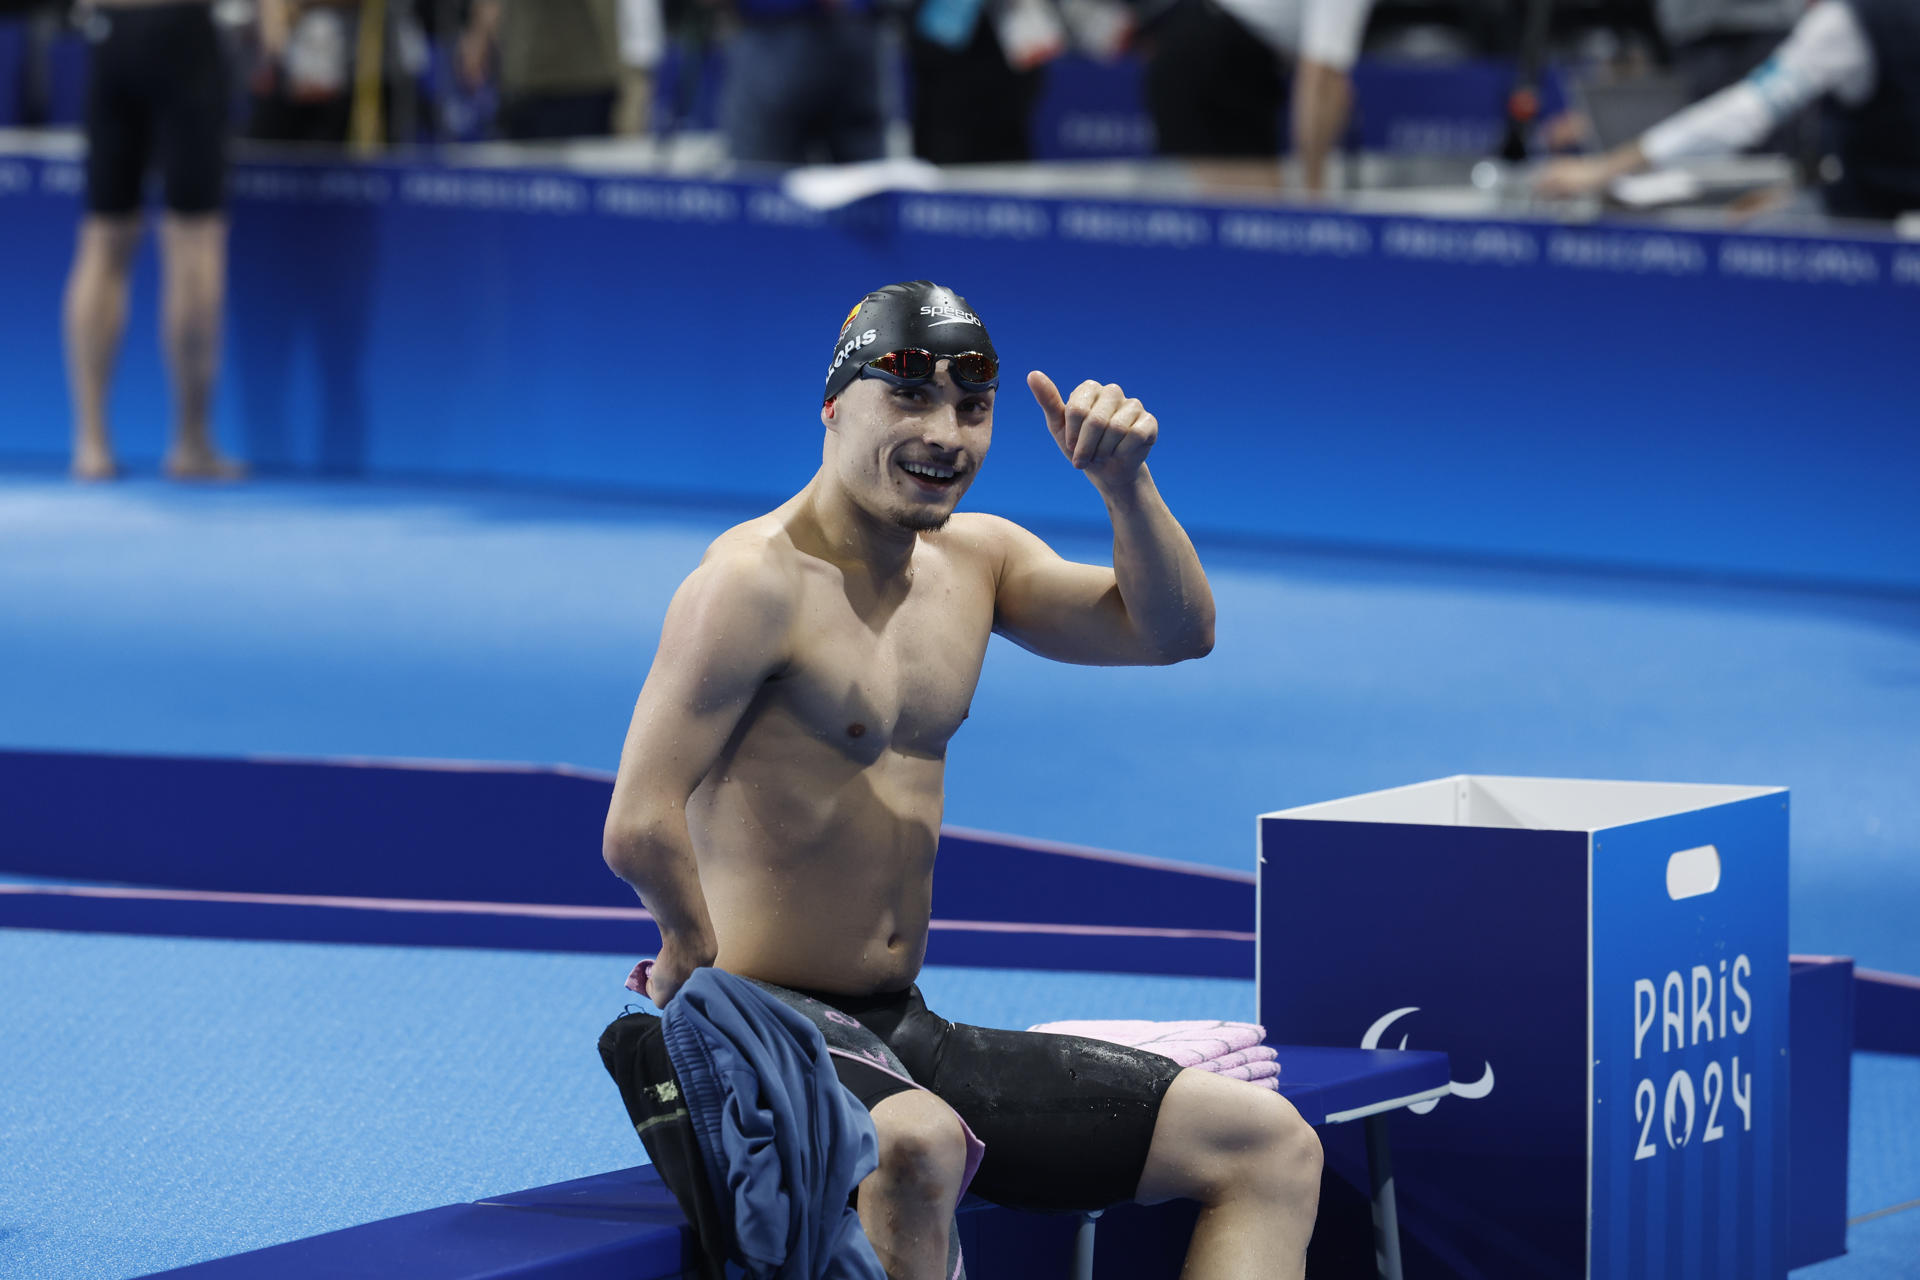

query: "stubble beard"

left=893, top=506, right=952, bottom=533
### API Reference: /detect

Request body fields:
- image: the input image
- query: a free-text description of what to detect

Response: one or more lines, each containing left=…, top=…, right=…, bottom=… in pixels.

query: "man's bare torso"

left=692, top=498, right=999, bottom=995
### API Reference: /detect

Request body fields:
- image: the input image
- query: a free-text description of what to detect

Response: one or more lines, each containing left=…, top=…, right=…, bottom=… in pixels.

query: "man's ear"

left=821, top=398, right=838, bottom=429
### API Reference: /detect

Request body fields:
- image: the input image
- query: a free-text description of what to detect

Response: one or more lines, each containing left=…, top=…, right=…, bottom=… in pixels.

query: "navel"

left=846, top=723, right=866, bottom=739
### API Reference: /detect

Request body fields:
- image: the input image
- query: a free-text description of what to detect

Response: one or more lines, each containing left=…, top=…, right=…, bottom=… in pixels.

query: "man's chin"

left=893, top=506, right=953, bottom=533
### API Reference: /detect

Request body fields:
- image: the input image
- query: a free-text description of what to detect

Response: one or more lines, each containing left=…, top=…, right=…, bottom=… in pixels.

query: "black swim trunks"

left=83, top=2, right=229, bottom=215
left=771, top=982, right=1184, bottom=1214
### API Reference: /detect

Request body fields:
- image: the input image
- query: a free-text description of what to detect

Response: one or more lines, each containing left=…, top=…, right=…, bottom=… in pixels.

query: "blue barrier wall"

left=0, top=749, right=1255, bottom=975
left=2, top=145, right=1917, bottom=590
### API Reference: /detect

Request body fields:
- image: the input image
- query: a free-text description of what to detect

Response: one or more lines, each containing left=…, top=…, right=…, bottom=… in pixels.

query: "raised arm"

left=602, top=548, right=792, bottom=1004
left=987, top=373, right=1215, bottom=666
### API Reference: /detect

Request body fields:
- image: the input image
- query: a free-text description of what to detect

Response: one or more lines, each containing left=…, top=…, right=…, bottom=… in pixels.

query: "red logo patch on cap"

left=838, top=303, right=863, bottom=336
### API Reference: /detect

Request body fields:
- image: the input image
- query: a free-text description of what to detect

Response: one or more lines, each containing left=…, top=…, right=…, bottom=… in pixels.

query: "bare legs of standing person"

left=158, top=213, right=239, bottom=478
left=62, top=210, right=242, bottom=481
left=63, top=215, right=139, bottom=480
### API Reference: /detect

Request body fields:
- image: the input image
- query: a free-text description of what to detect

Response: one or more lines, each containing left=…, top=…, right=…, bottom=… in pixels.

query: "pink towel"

left=1194, top=1045, right=1278, bottom=1073
left=1209, top=1059, right=1280, bottom=1085
left=1027, top=1020, right=1269, bottom=1069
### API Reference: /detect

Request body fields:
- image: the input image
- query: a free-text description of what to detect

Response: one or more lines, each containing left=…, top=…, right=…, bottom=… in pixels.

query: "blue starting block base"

left=140, top=1047, right=1452, bottom=1280
left=142, top=1165, right=690, bottom=1280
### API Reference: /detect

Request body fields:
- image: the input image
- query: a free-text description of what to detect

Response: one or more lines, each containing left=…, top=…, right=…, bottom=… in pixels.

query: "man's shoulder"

left=935, top=511, right=1028, bottom=554
left=683, top=520, right=803, bottom=616
left=934, top=512, right=1050, bottom=576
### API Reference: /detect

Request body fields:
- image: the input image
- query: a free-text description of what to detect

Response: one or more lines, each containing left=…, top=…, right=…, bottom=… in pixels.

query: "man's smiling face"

left=822, top=361, right=994, bottom=533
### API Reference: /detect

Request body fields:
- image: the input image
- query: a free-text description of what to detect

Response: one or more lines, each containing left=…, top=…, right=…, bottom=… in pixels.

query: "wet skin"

left=604, top=364, right=1214, bottom=1002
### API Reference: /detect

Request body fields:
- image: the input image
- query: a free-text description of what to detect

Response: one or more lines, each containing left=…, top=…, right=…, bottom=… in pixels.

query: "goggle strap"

left=860, top=364, right=999, bottom=394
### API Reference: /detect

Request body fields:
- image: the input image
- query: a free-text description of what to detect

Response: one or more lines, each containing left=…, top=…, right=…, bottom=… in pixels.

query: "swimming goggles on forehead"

left=858, top=348, right=1000, bottom=393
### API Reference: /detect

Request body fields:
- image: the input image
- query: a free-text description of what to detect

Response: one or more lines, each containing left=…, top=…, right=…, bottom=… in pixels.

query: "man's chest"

left=772, top=564, right=996, bottom=757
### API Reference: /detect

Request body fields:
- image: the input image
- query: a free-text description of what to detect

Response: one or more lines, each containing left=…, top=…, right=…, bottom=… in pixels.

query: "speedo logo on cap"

left=920, top=302, right=980, bottom=328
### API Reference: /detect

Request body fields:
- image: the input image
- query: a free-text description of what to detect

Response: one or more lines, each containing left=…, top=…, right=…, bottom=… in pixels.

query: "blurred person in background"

left=903, top=0, right=1132, bottom=165
left=1658, top=0, right=1801, bottom=101
left=908, top=0, right=1065, bottom=164
left=63, top=0, right=243, bottom=480
left=459, top=0, right=627, bottom=140
left=614, top=0, right=666, bottom=135
left=1537, top=0, right=1920, bottom=220
left=1141, top=0, right=1377, bottom=194
left=250, top=1, right=431, bottom=147
left=719, top=0, right=884, bottom=165
left=250, top=0, right=356, bottom=143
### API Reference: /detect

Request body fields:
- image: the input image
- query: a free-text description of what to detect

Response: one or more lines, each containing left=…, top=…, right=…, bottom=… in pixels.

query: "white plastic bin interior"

left=1263, top=776, right=1784, bottom=833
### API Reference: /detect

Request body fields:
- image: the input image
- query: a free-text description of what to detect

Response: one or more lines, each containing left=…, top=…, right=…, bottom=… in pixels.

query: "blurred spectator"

left=8, top=2, right=70, bottom=128
left=1656, top=0, right=1800, bottom=101
left=63, top=0, right=241, bottom=480
left=1142, top=0, right=1378, bottom=193
left=1537, top=0, right=1920, bottom=220
left=908, top=0, right=1065, bottom=164
left=720, top=0, right=884, bottom=165
left=615, top=0, right=666, bottom=135
left=1652, top=0, right=1813, bottom=159
left=460, top=0, right=624, bottom=140
left=250, top=0, right=355, bottom=143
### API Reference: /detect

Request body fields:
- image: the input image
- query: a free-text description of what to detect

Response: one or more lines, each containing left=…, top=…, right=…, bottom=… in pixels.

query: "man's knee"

left=870, top=1091, right=968, bottom=1205
left=1239, top=1093, right=1322, bottom=1201
left=160, top=214, right=228, bottom=279
left=77, top=216, right=143, bottom=273
left=1181, top=1090, right=1322, bottom=1207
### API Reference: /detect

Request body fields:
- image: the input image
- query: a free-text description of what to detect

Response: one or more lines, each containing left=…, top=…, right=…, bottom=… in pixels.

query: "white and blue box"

left=1259, top=776, right=1789, bottom=1280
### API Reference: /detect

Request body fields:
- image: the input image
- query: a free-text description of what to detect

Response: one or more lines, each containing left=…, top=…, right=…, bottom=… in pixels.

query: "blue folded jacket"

left=662, top=968, right=887, bottom=1280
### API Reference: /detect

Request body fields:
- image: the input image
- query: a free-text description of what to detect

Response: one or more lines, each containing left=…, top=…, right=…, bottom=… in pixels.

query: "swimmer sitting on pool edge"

left=602, top=281, right=1321, bottom=1280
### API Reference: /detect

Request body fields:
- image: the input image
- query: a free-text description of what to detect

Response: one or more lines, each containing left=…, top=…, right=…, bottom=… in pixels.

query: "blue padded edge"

left=138, top=1175, right=692, bottom=1280
left=475, top=1166, right=674, bottom=1215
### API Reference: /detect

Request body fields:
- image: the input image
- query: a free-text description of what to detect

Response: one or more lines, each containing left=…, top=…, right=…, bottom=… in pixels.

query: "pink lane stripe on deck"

left=0, top=885, right=1254, bottom=941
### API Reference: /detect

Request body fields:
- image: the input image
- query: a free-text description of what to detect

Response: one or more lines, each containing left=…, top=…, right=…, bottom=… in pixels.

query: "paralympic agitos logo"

left=1361, top=1007, right=1495, bottom=1115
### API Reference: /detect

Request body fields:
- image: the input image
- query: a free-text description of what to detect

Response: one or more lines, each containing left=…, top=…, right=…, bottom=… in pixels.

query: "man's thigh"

left=899, top=1016, right=1183, bottom=1213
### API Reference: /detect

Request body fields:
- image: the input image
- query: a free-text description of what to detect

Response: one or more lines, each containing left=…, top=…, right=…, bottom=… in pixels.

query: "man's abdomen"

left=691, top=748, right=943, bottom=995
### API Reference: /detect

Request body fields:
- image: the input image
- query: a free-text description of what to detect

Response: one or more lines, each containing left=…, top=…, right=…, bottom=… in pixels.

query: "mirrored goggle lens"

left=869, top=349, right=937, bottom=380
left=947, top=352, right=998, bottom=388
left=866, top=349, right=998, bottom=389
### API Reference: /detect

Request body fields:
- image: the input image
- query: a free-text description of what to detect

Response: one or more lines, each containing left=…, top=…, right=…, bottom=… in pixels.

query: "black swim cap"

left=822, top=280, right=997, bottom=404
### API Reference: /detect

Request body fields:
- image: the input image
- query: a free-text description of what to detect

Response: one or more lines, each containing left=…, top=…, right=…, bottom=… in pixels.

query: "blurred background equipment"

left=1537, top=0, right=1920, bottom=219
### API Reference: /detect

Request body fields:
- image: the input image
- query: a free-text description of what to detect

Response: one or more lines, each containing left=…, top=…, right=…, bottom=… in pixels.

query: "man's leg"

left=157, top=212, right=241, bottom=478
left=1291, top=59, right=1354, bottom=196
left=1134, top=1068, right=1323, bottom=1280
left=859, top=1089, right=969, bottom=1280
left=63, top=214, right=143, bottom=480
